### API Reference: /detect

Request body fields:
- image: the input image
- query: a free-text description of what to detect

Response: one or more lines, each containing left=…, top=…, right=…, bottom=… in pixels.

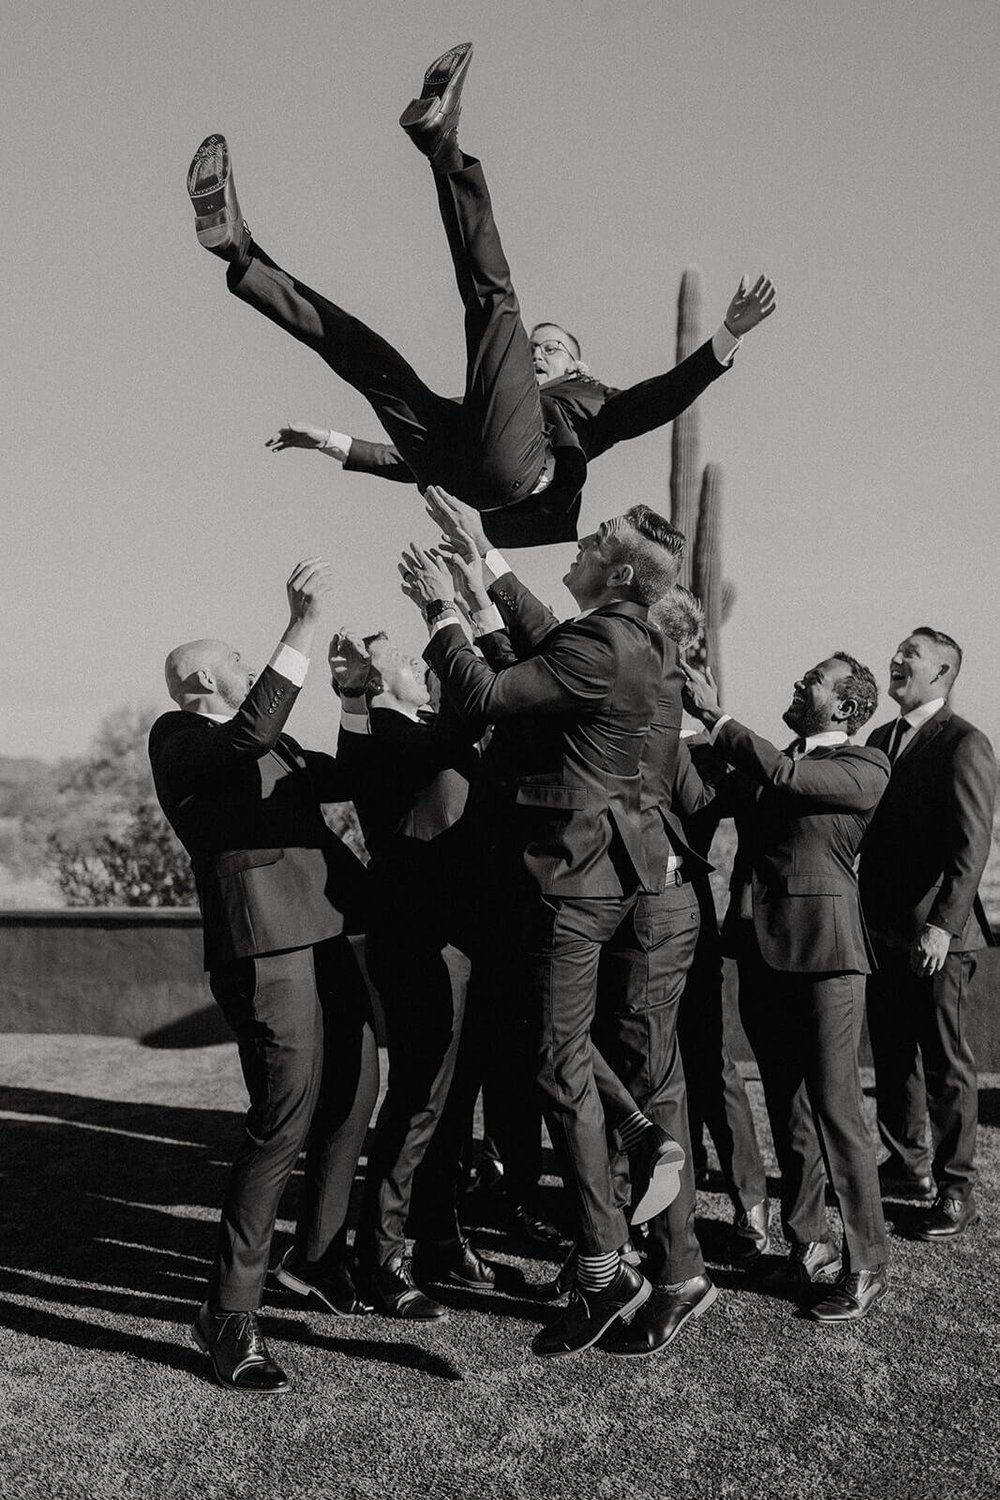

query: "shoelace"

left=222, top=1311, right=265, bottom=1359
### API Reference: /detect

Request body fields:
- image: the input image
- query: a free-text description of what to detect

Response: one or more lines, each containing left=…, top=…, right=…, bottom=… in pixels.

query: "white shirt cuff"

left=484, top=549, right=511, bottom=581
left=340, top=709, right=371, bottom=735
left=472, top=604, right=505, bottom=636
left=712, top=324, right=742, bottom=366
left=268, top=642, right=309, bottom=686
left=428, top=611, right=463, bottom=638
left=708, top=713, right=733, bottom=744
left=320, top=430, right=352, bottom=461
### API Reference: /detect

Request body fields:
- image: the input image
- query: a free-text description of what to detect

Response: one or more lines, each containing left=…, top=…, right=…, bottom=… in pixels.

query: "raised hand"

left=399, top=542, right=457, bottom=614
left=437, top=519, right=490, bottom=612
left=328, top=629, right=372, bottom=695
left=286, top=557, right=333, bottom=623
left=266, top=422, right=341, bottom=455
left=680, top=660, right=722, bottom=723
left=424, top=485, right=490, bottom=559
left=723, top=274, right=777, bottom=337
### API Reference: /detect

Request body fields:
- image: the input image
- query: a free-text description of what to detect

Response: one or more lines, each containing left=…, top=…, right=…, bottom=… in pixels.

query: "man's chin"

left=781, top=707, right=801, bottom=734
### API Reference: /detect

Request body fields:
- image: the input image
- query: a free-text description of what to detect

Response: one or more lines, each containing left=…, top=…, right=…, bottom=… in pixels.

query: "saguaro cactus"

left=691, top=462, right=723, bottom=694
left=669, top=267, right=702, bottom=590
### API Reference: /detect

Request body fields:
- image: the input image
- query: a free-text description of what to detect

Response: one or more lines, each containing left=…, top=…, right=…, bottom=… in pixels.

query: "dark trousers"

left=593, top=883, right=705, bottom=1283
left=678, top=919, right=767, bottom=1213
left=227, top=156, right=548, bottom=512
left=866, top=940, right=979, bottom=1199
left=207, top=935, right=379, bottom=1311
left=355, top=922, right=465, bottom=1269
left=736, top=930, right=888, bottom=1271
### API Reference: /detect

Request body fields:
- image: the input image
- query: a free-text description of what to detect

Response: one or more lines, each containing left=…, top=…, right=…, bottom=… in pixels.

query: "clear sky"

left=3, top=0, right=998, bottom=761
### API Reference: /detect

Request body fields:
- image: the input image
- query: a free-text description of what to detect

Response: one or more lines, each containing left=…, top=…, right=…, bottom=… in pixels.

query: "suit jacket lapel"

left=896, top=704, right=950, bottom=765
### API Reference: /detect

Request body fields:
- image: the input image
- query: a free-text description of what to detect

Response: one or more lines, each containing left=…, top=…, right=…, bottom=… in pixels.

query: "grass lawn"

left=1, top=1035, right=998, bottom=1500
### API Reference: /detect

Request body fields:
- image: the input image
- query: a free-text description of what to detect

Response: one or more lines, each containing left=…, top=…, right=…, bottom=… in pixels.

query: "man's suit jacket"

left=424, top=573, right=664, bottom=898
left=344, top=341, right=728, bottom=545
left=860, top=704, right=997, bottom=951
left=709, top=720, right=890, bottom=975
left=148, top=665, right=367, bottom=970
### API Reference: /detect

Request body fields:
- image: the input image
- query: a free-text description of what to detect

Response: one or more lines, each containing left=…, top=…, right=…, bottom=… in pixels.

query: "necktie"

left=887, top=718, right=909, bottom=765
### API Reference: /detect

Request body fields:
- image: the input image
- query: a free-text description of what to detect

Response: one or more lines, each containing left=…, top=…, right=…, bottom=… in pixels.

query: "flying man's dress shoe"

left=809, top=1266, right=888, bottom=1322
left=600, top=1274, right=719, bottom=1357
left=914, top=1193, right=980, bottom=1241
left=187, top=134, right=247, bottom=258
left=730, top=1200, right=771, bottom=1265
left=190, top=1303, right=290, bottom=1393
left=363, top=1255, right=447, bottom=1321
left=399, top=42, right=473, bottom=170
left=628, top=1124, right=686, bottom=1225
left=531, top=1260, right=651, bottom=1359
left=412, top=1236, right=496, bottom=1289
left=764, top=1240, right=842, bottom=1290
left=273, top=1248, right=369, bottom=1314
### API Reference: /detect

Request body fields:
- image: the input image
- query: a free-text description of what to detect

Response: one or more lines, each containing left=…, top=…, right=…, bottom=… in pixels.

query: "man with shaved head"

left=860, top=628, right=996, bottom=1240
left=149, top=559, right=378, bottom=1393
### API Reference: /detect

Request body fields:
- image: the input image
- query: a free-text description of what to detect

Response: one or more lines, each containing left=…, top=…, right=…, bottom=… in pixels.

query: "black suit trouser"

left=226, top=157, right=548, bottom=512
left=677, top=917, right=767, bottom=1213
left=593, top=882, right=705, bottom=1282
left=207, top=935, right=379, bottom=1311
left=736, top=931, right=888, bottom=1271
left=866, top=941, right=979, bottom=1198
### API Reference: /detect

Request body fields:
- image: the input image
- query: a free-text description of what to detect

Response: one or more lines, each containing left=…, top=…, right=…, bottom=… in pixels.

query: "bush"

left=48, top=799, right=196, bottom=908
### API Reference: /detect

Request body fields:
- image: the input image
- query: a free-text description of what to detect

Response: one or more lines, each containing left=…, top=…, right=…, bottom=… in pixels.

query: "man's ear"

left=831, top=694, right=856, bottom=727
left=608, top=561, right=635, bottom=590
left=195, top=666, right=216, bottom=693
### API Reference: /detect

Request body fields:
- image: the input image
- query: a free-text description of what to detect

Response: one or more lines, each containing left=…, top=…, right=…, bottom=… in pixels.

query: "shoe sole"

left=187, top=134, right=241, bottom=250
left=273, top=1262, right=358, bottom=1316
left=603, top=1281, right=720, bottom=1359
left=399, top=43, right=473, bottom=130
left=630, top=1141, right=686, bottom=1225
left=531, top=1277, right=652, bottom=1360
left=189, top=1322, right=290, bottom=1393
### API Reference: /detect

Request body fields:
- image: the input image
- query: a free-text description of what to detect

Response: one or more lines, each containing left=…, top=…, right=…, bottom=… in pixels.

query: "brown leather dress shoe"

left=601, top=1274, right=719, bottom=1357
left=364, top=1256, right=447, bottom=1321
left=531, top=1261, right=651, bottom=1359
left=914, top=1193, right=980, bottom=1240
left=273, top=1248, right=369, bottom=1314
left=187, top=134, right=248, bottom=258
left=399, top=42, right=473, bottom=168
left=190, top=1303, right=290, bottom=1393
left=809, top=1266, right=888, bottom=1322
left=628, top=1125, right=686, bottom=1226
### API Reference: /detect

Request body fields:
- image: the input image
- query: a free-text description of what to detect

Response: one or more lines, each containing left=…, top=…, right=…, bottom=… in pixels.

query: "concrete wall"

left=1, top=908, right=998, bottom=1067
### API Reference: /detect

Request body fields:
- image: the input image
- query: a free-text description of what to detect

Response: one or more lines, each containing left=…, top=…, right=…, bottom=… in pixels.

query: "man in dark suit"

left=682, top=653, right=891, bottom=1323
left=401, top=497, right=688, bottom=1357
left=860, top=627, right=996, bottom=1238
left=148, top=560, right=378, bottom=1393
left=186, top=43, right=775, bottom=548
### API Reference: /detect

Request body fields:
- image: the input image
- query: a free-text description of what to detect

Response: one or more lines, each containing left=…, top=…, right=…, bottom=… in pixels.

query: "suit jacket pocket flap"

left=515, top=784, right=587, bottom=810
left=785, top=873, right=840, bottom=895
left=217, top=848, right=285, bottom=877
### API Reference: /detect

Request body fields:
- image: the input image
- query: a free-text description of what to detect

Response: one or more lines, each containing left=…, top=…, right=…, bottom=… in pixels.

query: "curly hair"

left=830, top=651, right=879, bottom=735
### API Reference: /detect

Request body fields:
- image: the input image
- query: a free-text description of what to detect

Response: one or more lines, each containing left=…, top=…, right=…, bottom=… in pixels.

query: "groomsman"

left=860, top=628, right=996, bottom=1237
left=682, top=653, right=891, bottom=1322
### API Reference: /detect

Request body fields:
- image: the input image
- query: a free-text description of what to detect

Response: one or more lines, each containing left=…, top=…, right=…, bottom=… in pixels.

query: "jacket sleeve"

left=343, top=438, right=417, bottom=485
left=585, top=340, right=728, bottom=461
left=929, top=727, right=998, bottom=935
left=715, top=719, right=890, bottom=812
left=425, top=616, right=618, bottom=723
left=147, top=665, right=300, bottom=791
left=295, top=745, right=355, bottom=803
left=487, top=572, right=561, bottom=657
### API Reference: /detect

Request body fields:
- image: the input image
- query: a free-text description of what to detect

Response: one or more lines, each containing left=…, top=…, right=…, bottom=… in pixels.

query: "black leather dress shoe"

left=190, top=1303, right=290, bottom=1393
left=531, top=1261, right=651, bottom=1359
left=730, top=1201, right=771, bottom=1265
left=601, top=1274, right=718, bottom=1357
left=809, top=1266, right=888, bottom=1322
left=764, top=1240, right=842, bottom=1289
left=364, top=1256, right=447, bottom=1321
left=914, top=1193, right=980, bottom=1240
left=399, top=42, right=473, bottom=168
left=412, top=1236, right=496, bottom=1288
left=507, top=1203, right=568, bottom=1250
left=187, top=134, right=248, bottom=258
left=878, top=1163, right=935, bottom=1200
left=531, top=1239, right=641, bottom=1303
left=628, top=1125, right=686, bottom=1226
left=273, top=1248, right=369, bottom=1314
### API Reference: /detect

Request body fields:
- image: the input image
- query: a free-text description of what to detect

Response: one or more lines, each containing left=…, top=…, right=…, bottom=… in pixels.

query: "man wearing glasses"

left=187, top=43, right=776, bottom=549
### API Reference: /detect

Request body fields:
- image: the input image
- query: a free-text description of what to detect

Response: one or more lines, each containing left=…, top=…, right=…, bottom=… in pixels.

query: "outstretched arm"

left=266, top=422, right=416, bottom=485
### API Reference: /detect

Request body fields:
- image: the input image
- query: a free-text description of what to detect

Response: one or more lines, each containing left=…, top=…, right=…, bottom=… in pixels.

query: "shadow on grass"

left=979, top=1087, right=1000, bottom=1127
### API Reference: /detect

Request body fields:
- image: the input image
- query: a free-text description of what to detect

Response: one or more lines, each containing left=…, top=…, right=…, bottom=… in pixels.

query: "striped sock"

left=618, top=1112, right=654, bottom=1152
left=576, top=1251, right=620, bottom=1292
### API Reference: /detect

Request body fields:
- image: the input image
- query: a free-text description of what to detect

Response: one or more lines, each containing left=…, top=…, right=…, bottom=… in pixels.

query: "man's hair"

left=361, top=631, right=389, bottom=701
left=911, top=625, right=963, bottom=682
left=831, top=651, right=879, bottom=735
left=648, top=584, right=704, bottom=651
left=608, top=505, right=686, bottom=606
left=530, top=322, right=582, bottom=361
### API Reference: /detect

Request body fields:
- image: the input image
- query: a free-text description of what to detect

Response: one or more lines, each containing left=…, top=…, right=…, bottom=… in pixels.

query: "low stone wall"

left=1, top=909, right=998, bottom=1068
